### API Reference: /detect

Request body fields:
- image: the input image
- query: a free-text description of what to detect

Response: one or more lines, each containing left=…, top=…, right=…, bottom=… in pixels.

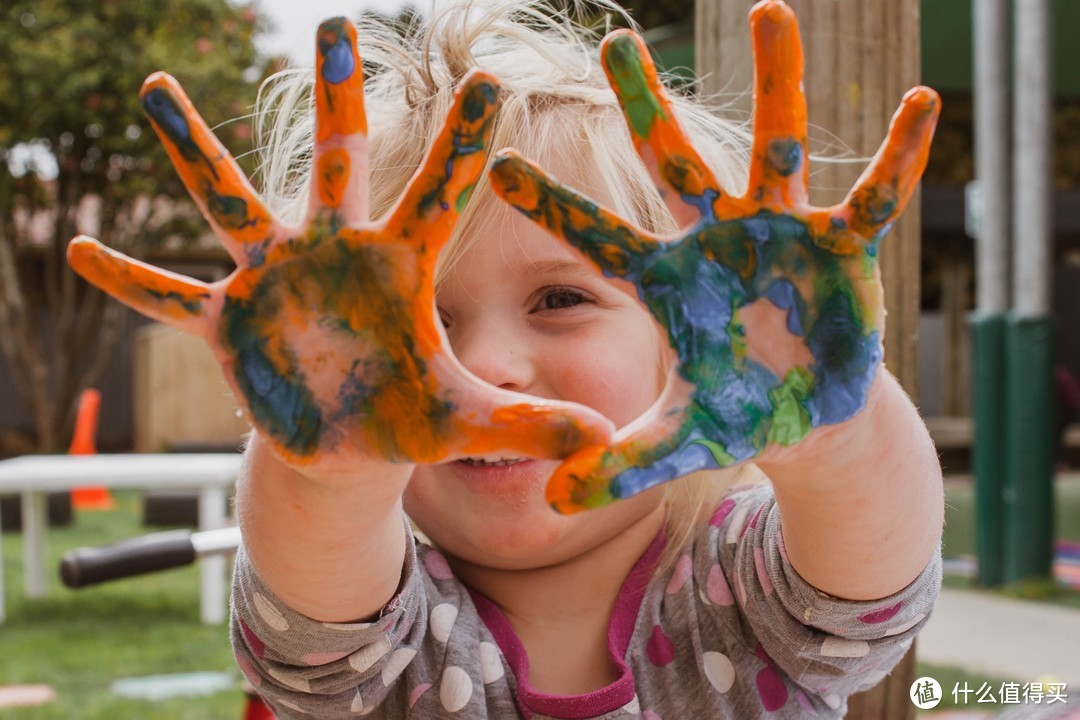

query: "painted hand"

left=68, top=18, right=611, bottom=475
left=490, top=1, right=939, bottom=512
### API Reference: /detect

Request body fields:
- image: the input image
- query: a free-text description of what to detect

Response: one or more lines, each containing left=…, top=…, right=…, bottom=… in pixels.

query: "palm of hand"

left=69, top=18, right=611, bottom=473
left=491, top=0, right=939, bottom=511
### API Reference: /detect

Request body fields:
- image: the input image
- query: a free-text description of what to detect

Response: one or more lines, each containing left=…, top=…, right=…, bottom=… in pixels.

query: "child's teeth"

left=461, top=457, right=523, bottom=467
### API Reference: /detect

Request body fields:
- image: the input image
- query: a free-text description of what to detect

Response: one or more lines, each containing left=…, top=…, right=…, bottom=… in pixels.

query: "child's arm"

left=757, top=368, right=943, bottom=601
left=235, top=432, right=412, bottom=622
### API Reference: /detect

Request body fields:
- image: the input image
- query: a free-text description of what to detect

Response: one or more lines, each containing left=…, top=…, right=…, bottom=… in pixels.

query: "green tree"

left=0, top=0, right=267, bottom=452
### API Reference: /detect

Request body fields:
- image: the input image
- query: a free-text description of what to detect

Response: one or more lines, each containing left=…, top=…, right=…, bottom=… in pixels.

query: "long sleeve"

left=230, top=526, right=426, bottom=717
left=630, top=482, right=942, bottom=716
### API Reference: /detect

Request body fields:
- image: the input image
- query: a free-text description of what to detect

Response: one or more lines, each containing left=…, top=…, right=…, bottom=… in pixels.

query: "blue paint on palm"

left=569, top=209, right=880, bottom=498
left=680, top=187, right=721, bottom=225
left=762, top=280, right=804, bottom=336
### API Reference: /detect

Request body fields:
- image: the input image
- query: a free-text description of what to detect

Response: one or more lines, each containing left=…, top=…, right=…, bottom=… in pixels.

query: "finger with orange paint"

left=600, top=30, right=724, bottom=229
left=491, top=0, right=940, bottom=513
left=311, top=17, right=369, bottom=223
left=69, top=17, right=613, bottom=479
left=140, top=73, right=279, bottom=267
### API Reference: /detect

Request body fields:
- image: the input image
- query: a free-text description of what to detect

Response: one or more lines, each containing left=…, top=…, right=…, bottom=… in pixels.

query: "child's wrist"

left=245, top=429, right=413, bottom=498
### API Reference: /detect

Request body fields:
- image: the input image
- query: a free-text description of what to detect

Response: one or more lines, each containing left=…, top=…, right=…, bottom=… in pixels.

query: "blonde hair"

left=253, top=0, right=758, bottom=576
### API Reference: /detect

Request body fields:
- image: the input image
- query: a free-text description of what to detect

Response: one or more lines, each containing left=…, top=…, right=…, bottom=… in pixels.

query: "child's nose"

left=450, top=322, right=535, bottom=393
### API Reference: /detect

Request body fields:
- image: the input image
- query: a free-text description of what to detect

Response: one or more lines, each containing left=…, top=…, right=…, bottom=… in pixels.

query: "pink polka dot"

left=666, top=555, right=693, bottom=595
left=301, top=650, right=350, bottom=665
left=756, top=665, right=788, bottom=710
left=795, top=690, right=818, bottom=716
left=754, top=547, right=774, bottom=597
left=235, top=655, right=261, bottom=687
left=409, top=682, right=432, bottom=708
left=749, top=503, right=765, bottom=529
left=645, top=624, right=675, bottom=667
left=423, top=550, right=454, bottom=580
left=643, top=711, right=662, bottom=720
left=239, top=618, right=265, bottom=659
left=706, top=564, right=734, bottom=606
left=858, top=601, right=903, bottom=624
left=709, top=498, right=736, bottom=528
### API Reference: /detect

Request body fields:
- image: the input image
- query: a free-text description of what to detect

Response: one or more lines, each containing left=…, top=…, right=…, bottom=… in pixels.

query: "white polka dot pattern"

left=726, top=507, right=748, bottom=544
left=883, top=613, right=925, bottom=636
left=439, top=665, right=473, bottom=712
left=479, top=641, right=504, bottom=684
left=348, top=637, right=391, bottom=674
left=381, top=648, right=417, bottom=687
left=268, top=667, right=310, bottom=693
left=819, top=637, right=870, bottom=658
left=703, top=651, right=736, bottom=693
left=253, top=592, right=289, bottom=632
left=277, top=698, right=307, bottom=714
left=430, top=603, right=458, bottom=643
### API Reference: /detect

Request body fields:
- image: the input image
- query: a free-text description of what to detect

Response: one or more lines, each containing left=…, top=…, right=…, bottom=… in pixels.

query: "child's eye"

left=534, top=287, right=590, bottom=312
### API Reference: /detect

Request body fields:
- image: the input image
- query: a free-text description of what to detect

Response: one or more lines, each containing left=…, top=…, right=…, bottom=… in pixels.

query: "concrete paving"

left=918, top=586, right=1080, bottom=688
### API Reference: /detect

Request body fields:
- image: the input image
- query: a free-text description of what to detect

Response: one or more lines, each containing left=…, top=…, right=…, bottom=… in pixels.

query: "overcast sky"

left=254, top=0, right=413, bottom=65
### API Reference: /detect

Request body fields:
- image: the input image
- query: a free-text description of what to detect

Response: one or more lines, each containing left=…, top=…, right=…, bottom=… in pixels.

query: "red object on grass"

left=70, top=388, right=116, bottom=510
left=243, top=691, right=275, bottom=720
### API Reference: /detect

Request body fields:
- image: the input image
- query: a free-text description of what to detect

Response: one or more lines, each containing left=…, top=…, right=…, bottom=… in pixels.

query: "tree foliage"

left=0, top=0, right=267, bottom=451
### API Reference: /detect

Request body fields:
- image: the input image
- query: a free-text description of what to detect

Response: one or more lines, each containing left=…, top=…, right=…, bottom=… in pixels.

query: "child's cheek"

left=547, top=335, right=661, bottom=429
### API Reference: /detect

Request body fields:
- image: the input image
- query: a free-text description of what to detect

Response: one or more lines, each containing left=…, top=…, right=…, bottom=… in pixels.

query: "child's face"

left=404, top=199, right=669, bottom=569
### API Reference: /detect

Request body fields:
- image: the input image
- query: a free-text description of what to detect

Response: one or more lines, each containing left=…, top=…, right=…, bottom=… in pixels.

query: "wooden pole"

left=696, top=1, right=924, bottom=718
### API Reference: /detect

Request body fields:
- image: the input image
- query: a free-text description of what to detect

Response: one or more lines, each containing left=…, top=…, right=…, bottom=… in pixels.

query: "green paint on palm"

left=606, top=35, right=665, bottom=141
left=692, top=437, right=737, bottom=466
left=766, top=367, right=813, bottom=446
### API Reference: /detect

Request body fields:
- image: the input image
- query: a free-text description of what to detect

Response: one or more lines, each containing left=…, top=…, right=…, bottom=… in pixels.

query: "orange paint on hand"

left=314, top=18, right=368, bottom=142
left=317, top=148, right=351, bottom=208
left=139, top=73, right=274, bottom=252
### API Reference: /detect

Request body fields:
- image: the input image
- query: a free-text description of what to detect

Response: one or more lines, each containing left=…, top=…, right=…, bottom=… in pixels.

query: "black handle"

left=60, top=529, right=197, bottom=588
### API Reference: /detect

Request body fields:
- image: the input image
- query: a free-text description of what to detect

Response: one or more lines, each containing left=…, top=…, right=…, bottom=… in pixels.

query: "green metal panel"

left=1003, top=314, right=1056, bottom=582
left=971, top=313, right=1006, bottom=586
left=919, top=0, right=1080, bottom=97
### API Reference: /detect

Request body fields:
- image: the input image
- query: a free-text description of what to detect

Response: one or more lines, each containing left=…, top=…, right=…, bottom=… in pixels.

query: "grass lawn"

left=941, top=474, right=1080, bottom=557
left=3, top=477, right=1077, bottom=718
left=1, top=491, right=245, bottom=719
left=915, top=662, right=1015, bottom=713
left=940, top=474, right=1080, bottom=608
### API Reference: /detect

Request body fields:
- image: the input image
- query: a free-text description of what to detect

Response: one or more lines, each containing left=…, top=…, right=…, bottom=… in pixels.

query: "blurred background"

left=0, top=0, right=1076, bottom=718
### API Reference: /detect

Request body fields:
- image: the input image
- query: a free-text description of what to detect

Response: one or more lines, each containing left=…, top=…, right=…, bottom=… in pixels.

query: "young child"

left=68, top=0, right=944, bottom=717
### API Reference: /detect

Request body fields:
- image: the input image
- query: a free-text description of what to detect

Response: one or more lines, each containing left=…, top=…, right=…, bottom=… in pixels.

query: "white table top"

left=0, top=454, right=242, bottom=493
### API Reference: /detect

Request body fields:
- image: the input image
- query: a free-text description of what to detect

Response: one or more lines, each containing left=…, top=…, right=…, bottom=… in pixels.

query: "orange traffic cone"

left=70, top=388, right=115, bottom=511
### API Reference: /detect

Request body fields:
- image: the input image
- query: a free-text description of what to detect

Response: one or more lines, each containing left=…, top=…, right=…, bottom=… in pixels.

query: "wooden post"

left=697, top=1, right=924, bottom=718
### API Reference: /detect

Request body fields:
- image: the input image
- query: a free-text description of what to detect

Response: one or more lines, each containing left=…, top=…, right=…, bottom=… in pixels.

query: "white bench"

left=0, top=454, right=242, bottom=624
